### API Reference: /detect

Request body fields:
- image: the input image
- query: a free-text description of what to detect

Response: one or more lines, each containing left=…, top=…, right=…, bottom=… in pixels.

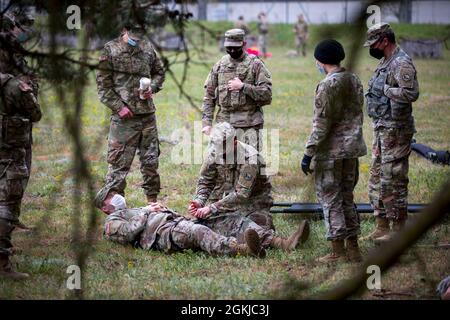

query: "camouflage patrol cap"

left=210, top=122, right=236, bottom=152
left=224, top=28, right=245, bottom=47
left=364, top=22, right=393, bottom=47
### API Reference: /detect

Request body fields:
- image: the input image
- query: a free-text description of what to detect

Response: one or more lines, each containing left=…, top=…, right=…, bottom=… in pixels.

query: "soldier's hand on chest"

left=228, top=77, right=244, bottom=91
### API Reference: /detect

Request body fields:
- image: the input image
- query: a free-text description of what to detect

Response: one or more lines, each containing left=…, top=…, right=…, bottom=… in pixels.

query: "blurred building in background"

left=188, top=0, right=450, bottom=24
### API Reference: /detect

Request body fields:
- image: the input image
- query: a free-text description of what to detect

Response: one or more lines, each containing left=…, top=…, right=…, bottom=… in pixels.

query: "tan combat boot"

left=269, top=220, right=310, bottom=252
left=360, top=217, right=390, bottom=241
left=0, top=254, right=29, bottom=280
left=346, top=236, right=363, bottom=262
left=233, top=229, right=266, bottom=258
left=12, top=220, right=35, bottom=234
left=317, top=240, right=346, bottom=263
left=374, top=218, right=406, bottom=244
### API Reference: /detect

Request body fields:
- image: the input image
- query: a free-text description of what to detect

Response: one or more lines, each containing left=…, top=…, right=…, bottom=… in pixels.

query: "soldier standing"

left=257, top=12, right=269, bottom=58
left=362, top=23, right=419, bottom=243
left=293, top=14, right=308, bottom=57
left=201, top=28, right=272, bottom=151
left=94, top=24, right=165, bottom=210
left=0, top=13, right=41, bottom=279
left=301, top=40, right=367, bottom=263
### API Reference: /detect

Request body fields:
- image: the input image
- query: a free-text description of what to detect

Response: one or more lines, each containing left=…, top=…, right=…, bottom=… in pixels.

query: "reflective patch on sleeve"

left=237, top=165, right=257, bottom=190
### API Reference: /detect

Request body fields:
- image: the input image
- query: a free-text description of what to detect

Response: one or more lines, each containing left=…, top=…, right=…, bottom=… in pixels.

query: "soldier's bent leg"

left=238, top=217, right=274, bottom=248
left=170, top=220, right=238, bottom=256
left=138, top=114, right=160, bottom=200
left=368, top=131, right=386, bottom=218
left=314, top=159, right=347, bottom=240
left=95, top=116, right=140, bottom=207
left=341, top=158, right=361, bottom=238
left=247, top=211, right=275, bottom=232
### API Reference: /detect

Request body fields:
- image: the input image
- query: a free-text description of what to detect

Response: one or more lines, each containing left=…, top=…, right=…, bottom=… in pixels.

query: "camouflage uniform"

left=294, top=17, right=308, bottom=56
left=104, top=207, right=273, bottom=255
left=305, top=68, right=367, bottom=240
left=234, top=19, right=250, bottom=36
left=94, top=36, right=165, bottom=207
left=194, top=140, right=274, bottom=230
left=365, top=24, right=419, bottom=221
left=0, top=17, right=41, bottom=258
left=202, top=29, right=272, bottom=150
left=257, top=18, right=269, bottom=57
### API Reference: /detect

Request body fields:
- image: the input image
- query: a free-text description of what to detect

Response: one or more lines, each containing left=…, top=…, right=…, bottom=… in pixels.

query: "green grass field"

left=0, top=23, right=449, bottom=299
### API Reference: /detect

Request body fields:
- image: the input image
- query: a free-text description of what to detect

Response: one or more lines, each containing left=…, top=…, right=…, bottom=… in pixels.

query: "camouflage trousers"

left=0, top=146, right=31, bottom=256
left=206, top=194, right=275, bottom=232
left=295, top=36, right=307, bottom=56
left=258, top=34, right=267, bottom=56
left=314, top=158, right=361, bottom=240
left=95, top=113, right=160, bottom=207
left=199, top=213, right=275, bottom=248
left=155, top=219, right=240, bottom=256
left=369, top=128, right=413, bottom=221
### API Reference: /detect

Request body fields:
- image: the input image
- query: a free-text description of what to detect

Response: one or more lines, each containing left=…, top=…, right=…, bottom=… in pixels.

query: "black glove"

left=301, top=154, right=313, bottom=175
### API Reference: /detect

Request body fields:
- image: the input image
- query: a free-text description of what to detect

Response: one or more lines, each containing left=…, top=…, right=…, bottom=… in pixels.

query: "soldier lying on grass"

left=101, top=194, right=310, bottom=257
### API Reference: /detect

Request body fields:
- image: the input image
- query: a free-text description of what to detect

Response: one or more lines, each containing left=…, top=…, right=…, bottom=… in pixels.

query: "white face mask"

left=110, top=194, right=127, bottom=211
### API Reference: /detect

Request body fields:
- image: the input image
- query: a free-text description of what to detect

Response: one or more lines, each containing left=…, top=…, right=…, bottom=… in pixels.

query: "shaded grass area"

left=0, top=23, right=449, bottom=299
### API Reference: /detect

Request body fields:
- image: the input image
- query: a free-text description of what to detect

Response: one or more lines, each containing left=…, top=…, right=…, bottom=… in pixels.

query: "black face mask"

left=369, top=47, right=385, bottom=60
left=226, top=47, right=243, bottom=59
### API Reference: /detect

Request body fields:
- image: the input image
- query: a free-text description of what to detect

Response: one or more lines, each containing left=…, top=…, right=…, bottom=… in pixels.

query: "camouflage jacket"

left=194, top=141, right=273, bottom=215
left=234, top=21, right=251, bottom=35
left=366, top=46, right=419, bottom=131
left=104, top=207, right=181, bottom=249
left=202, top=52, right=272, bottom=128
left=96, top=37, right=165, bottom=115
left=0, top=35, right=41, bottom=148
left=305, top=68, right=367, bottom=160
left=294, top=21, right=308, bottom=38
left=257, top=21, right=269, bottom=35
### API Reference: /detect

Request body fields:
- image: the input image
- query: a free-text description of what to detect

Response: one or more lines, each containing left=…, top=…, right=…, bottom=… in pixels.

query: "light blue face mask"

left=127, top=37, right=137, bottom=47
left=16, top=27, right=32, bottom=43
left=316, top=62, right=326, bottom=75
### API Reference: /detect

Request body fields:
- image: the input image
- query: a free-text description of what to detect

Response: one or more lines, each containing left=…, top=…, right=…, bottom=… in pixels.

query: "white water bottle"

left=139, top=77, right=151, bottom=100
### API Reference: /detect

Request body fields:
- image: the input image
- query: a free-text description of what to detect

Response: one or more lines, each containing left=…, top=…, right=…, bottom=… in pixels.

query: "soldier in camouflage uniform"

left=201, top=28, right=272, bottom=151
left=192, top=122, right=274, bottom=229
left=293, top=14, right=308, bottom=57
left=190, top=122, right=311, bottom=251
left=301, top=40, right=367, bottom=263
left=257, top=13, right=269, bottom=58
left=103, top=195, right=266, bottom=258
left=362, top=23, right=419, bottom=243
left=234, top=16, right=251, bottom=36
left=0, top=13, right=41, bottom=279
left=104, top=194, right=309, bottom=255
left=94, top=24, right=165, bottom=210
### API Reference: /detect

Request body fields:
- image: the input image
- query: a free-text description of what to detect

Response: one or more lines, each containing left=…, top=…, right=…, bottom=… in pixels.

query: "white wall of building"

left=186, top=1, right=450, bottom=24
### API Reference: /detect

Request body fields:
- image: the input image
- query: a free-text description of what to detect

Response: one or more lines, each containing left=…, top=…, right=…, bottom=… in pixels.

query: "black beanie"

left=314, top=39, right=345, bottom=65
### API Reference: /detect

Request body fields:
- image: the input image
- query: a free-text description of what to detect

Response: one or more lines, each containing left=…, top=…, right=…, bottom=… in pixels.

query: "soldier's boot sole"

left=244, top=229, right=266, bottom=259
left=316, top=253, right=347, bottom=264
left=0, top=270, right=29, bottom=280
left=360, top=228, right=390, bottom=241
